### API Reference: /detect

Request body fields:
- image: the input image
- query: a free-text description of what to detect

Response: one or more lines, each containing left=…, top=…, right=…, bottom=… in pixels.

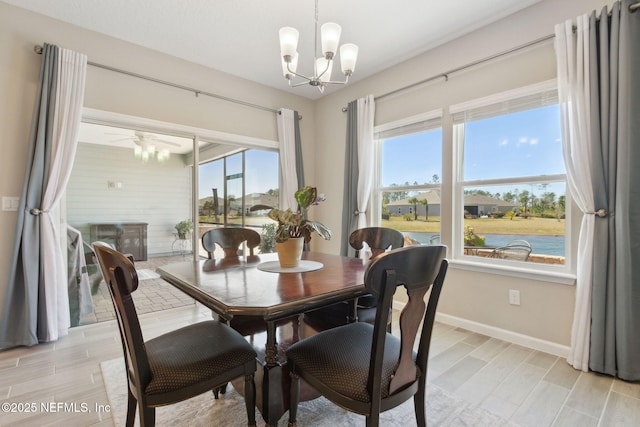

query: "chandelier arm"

left=285, top=63, right=315, bottom=83
left=289, top=80, right=315, bottom=88
left=322, top=75, right=351, bottom=85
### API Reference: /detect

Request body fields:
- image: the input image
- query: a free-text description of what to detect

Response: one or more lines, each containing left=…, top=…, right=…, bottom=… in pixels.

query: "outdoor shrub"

left=259, top=223, right=277, bottom=253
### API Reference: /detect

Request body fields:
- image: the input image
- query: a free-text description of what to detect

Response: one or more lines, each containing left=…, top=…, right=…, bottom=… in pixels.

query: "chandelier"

left=133, top=143, right=170, bottom=163
left=278, top=0, right=358, bottom=93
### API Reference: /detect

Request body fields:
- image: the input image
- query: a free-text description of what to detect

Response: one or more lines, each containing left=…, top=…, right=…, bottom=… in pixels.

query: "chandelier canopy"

left=279, top=0, right=358, bottom=93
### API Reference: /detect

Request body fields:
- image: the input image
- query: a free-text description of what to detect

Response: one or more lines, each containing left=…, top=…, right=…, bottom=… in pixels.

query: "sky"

left=197, top=104, right=565, bottom=201
left=382, top=104, right=565, bottom=198
left=198, top=150, right=279, bottom=200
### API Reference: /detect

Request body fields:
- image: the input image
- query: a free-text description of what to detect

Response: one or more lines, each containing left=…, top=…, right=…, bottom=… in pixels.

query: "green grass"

left=382, top=215, right=565, bottom=236
left=200, top=214, right=565, bottom=237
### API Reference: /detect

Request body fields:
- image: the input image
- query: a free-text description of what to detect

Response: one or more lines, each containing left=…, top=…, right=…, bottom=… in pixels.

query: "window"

left=373, top=111, right=442, bottom=244
left=198, top=148, right=279, bottom=228
left=451, top=81, right=567, bottom=267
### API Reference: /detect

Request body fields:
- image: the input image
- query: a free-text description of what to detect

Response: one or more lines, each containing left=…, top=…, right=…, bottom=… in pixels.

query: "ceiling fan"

left=110, top=131, right=181, bottom=163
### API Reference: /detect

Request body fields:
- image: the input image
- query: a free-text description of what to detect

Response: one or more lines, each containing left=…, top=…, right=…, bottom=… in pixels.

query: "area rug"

left=136, top=269, right=161, bottom=280
left=101, top=358, right=509, bottom=426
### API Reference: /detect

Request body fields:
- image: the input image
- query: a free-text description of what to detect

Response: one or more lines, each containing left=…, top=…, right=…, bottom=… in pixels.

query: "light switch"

left=2, top=196, right=20, bottom=211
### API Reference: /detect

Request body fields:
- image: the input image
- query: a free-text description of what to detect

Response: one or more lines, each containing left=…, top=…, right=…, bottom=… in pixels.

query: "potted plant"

left=175, top=219, right=193, bottom=240
left=268, top=186, right=331, bottom=267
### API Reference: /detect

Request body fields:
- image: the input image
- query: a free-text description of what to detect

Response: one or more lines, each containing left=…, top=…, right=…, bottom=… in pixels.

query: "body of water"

left=404, top=232, right=565, bottom=256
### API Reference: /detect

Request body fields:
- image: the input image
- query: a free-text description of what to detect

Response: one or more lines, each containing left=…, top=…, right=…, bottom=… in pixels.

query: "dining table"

left=156, top=251, right=369, bottom=425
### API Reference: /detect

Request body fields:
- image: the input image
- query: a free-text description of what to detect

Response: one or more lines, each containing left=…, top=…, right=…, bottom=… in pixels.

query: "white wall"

left=67, top=143, right=192, bottom=257
left=0, top=2, right=314, bottom=313
left=311, top=0, right=610, bottom=350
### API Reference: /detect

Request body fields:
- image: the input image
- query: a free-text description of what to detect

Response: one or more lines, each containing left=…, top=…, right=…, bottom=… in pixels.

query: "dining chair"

left=304, top=227, right=404, bottom=330
left=287, top=245, right=448, bottom=427
left=490, top=239, right=532, bottom=261
left=201, top=227, right=261, bottom=259
left=92, top=242, right=258, bottom=427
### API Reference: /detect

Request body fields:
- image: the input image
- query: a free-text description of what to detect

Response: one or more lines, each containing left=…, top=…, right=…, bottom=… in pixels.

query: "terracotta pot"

left=276, top=237, right=304, bottom=268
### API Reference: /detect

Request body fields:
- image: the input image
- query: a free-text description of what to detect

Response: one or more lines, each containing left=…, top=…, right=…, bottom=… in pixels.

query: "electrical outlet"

left=509, top=289, right=521, bottom=306
left=2, top=196, right=20, bottom=211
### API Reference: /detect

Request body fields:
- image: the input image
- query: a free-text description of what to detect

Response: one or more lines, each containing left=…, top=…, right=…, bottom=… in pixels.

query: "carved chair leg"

left=139, top=406, right=155, bottom=427
left=288, top=371, right=300, bottom=427
left=365, top=413, right=380, bottom=427
left=125, top=389, right=137, bottom=427
left=244, top=374, right=257, bottom=427
left=414, top=381, right=427, bottom=427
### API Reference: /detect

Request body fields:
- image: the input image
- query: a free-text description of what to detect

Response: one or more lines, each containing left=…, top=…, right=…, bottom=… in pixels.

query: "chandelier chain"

left=314, top=0, right=319, bottom=60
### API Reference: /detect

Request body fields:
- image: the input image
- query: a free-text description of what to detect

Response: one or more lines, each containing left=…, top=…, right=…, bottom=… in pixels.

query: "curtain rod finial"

left=34, top=45, right=43, bottom=54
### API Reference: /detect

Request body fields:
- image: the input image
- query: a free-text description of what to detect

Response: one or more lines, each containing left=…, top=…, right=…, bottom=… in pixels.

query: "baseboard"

left=392, top=301, right=570, bottom=358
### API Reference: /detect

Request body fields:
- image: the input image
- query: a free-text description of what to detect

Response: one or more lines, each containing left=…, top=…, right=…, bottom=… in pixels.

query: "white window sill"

left=449, top=259, right=576, bottom=285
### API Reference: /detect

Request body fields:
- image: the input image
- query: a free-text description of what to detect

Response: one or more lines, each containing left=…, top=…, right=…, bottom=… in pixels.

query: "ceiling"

left=77, top=122, right=195, bottom=154
left=3, top=0, right=541, bottom=100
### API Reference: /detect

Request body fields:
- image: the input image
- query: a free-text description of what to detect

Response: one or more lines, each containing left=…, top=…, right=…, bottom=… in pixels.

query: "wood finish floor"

left=1, top=303, right=639, bottom=426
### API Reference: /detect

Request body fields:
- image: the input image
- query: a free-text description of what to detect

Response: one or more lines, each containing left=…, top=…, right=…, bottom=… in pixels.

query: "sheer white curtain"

left=41, top=48, right=87, bottom=340
left=356, top=95, right=375, bottom=228
left=277, top=108, right=298, bottom=210
left=555, top=16, right=594, bottom=371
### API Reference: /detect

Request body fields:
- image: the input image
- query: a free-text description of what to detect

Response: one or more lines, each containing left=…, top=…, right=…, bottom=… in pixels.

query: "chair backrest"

left=349, top=227, right=405, bottom=259
left=364, top=245, right=448, bottom=396
left=202, top=227, right=261, bottom=259
left=506, top=239, right=531, bottom=248
left=92, top=242, right=152, bottom=391
left=492, top=244, right=532, bottom=261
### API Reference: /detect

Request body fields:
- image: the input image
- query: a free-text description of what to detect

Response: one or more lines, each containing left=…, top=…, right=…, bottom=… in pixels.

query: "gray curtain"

left=341, top=100, right=358, bottom=256
left=294, top=111, right=304, bottom=189
left=294, top=111, right=310, bottom=251
left=589, top=0, right=640, bottom=381
left=0, top=44, right=58, bottom=348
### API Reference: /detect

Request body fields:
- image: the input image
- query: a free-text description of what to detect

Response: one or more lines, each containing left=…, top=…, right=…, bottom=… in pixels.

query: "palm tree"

left=408, top=197, right=419, bottom=221
left=420, top=198, right=429, bottom=221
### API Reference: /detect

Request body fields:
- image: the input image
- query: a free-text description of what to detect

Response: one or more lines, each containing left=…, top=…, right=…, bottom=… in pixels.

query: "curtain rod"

left=33, top=45, right=279, bottom=115
left=377, top=33, right=555, bottom=101
left=341, top=33, right=555, bottom=112
left=342, top=0, right=639, bottom=112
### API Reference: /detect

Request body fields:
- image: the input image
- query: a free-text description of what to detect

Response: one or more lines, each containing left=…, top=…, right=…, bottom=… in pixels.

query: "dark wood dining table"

left=156, top=251, right=369, bottom=425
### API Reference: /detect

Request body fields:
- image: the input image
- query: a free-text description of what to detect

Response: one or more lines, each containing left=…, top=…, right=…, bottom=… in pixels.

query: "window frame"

left=372, top=109, right=443, bottom=233
left=449, top=79, right=574, bottom=279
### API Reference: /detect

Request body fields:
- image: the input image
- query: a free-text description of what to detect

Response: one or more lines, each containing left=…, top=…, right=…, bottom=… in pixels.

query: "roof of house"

left=388, top=191, right=516, bottom=207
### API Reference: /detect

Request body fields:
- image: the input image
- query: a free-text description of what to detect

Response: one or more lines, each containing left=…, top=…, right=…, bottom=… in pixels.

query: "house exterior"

left=387, top=191, right=518, bottom=218
left=386, top=191, right=442, bottom=217
left=462, top=194, right=518, bottom=217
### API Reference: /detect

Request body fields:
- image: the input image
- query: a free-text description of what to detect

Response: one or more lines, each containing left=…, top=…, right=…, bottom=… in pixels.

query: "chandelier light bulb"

left=279, top=27, right=299, bottom=61
left=315, top=57, right=333, bottom=82
left=157, top=149, right=170, bottom=163
left=340, top=43, right=358, bottom=75
left=320, top=22, right=341, bottom=58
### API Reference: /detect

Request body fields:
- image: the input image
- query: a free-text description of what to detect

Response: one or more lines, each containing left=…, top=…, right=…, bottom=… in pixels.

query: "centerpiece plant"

left=267, top=186, right=330, bottom=268
left=268, top=186, right=332, bottom=243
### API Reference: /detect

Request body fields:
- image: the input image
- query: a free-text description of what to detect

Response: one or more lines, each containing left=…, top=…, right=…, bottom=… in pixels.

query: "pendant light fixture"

left=279, top=0, right=358, bottom=93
